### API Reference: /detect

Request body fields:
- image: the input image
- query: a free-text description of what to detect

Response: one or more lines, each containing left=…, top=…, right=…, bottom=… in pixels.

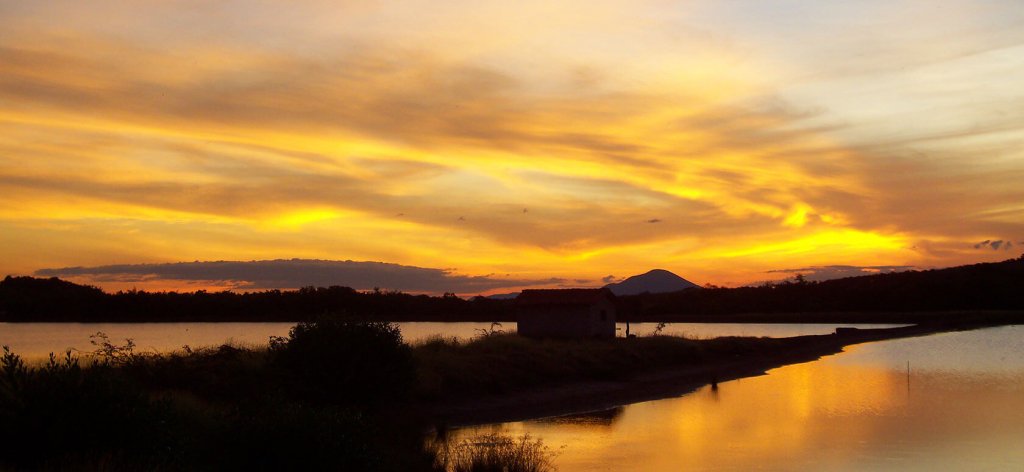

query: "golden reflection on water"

left=457, top=333, right=1024, bottom=471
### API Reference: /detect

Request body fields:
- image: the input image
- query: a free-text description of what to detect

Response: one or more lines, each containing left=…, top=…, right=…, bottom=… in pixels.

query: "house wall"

left=588, top=298, right=616, bottom=337
left=518, top=299, right=616, bottom=338
left=518, top=306, right=591, bottom=338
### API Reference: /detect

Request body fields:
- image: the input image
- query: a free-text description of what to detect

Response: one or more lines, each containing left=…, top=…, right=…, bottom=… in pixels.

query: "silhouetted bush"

left=0, top=347, right=181, bottom=470
left=0, top=335, right=433, bottom=470
left=431, top=432, right=556, bottom=472
left=270, top=317, right=416, bottom=406
left=200, top=402, right=387, bottom=470
left=121, top=343, right=274, bottom=403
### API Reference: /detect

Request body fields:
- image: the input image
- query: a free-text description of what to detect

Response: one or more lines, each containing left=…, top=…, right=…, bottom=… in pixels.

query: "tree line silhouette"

left=624, top=255, right=1024, bottom=322
left=0, top=280, right=510, bottom=322
left=1, top=255, right=1022, bottom=322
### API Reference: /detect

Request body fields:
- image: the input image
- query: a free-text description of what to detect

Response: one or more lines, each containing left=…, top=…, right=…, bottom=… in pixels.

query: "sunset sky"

left=2, top=0, right=1023, bottom=294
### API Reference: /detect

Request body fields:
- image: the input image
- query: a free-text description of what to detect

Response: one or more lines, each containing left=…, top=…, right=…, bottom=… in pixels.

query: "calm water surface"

left=456, top=326, right=1024, bottom=471
left=0, top=322, right=901, bottom=360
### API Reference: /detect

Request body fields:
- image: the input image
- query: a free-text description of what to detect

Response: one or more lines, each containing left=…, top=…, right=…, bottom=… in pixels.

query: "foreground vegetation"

left=413, top=332, right=794, bottom=401
left=1, top=319, right=439, bottom=470
left=430, top=433, right=556, bottom=472
left=1, top=319, right=568, bottom=471
left=1, top=317, right=1004, bottom=469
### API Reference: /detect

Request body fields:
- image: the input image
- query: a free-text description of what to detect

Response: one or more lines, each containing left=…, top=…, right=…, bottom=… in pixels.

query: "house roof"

left=516, top=288, right=615, bottom=306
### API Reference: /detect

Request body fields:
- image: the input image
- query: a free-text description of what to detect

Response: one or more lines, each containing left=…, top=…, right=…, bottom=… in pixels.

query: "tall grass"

left=0, top=345, right=181, bottom=470
left=431, top=432, right=556, bottom=472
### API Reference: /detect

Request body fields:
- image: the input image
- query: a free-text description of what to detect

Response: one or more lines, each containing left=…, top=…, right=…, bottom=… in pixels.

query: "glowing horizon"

left=2, top=1, right=1023, bottom=293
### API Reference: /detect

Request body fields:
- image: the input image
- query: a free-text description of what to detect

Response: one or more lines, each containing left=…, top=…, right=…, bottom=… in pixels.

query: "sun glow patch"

left=782, top=203, right=813, bottom=228
left=719, top=229, right=908, bottom=259
left=267, top=209, right=348, bottom=228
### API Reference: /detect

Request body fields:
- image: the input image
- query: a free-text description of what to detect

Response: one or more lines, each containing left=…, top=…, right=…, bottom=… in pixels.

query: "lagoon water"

left=0, top=321, right=903, bottom=360
left=456, top=325, right=1024, bottom=471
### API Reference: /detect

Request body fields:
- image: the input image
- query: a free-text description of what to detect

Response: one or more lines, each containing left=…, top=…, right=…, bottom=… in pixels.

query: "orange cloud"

left=1, top=1, right=1022, bottom=289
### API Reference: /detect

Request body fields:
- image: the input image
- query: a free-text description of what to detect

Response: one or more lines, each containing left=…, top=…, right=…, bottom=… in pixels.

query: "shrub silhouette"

left=0, top=338, right=431, bottom=470
left=202, top=401, right=383, bottom=470
left=0, top=347, right=179, bottom=469
left=431, top=432, right=556, bottom=472
left=270, top=317, right=415, bottom=406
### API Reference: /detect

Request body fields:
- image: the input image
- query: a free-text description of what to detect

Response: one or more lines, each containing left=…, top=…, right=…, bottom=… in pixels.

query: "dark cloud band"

left=35, top=259, right=562, bottom=293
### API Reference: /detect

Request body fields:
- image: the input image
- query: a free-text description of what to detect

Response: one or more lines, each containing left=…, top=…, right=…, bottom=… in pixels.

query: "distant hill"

left=604, top=269, right=699, bottom=296
left=628, top=255, right=1024, bottom=319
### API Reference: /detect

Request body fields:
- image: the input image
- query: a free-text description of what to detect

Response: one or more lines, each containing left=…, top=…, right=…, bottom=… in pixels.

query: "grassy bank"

left=414, top=333, right=790, bottom=400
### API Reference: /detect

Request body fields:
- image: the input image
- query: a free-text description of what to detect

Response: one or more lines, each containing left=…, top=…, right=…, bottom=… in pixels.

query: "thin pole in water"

left=906, top=360, right=911, bottom=392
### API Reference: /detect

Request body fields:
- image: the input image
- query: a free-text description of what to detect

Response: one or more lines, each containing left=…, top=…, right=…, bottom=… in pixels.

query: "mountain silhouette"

left=604, top=269, right=699, bottom=296
left=485, top=291, right=521, bottom=300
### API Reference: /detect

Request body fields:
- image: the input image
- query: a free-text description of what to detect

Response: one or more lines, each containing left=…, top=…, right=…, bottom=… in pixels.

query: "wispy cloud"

left=767, top=265, right=915, bottom=282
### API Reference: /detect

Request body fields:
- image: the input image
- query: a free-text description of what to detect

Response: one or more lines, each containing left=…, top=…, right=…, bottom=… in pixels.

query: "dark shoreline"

left=5, top=309, right=1024, bottom=324
left=427, top=322, right=1009, bottom=427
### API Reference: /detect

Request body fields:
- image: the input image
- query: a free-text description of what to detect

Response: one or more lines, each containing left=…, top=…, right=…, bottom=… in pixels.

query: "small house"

left=516, top=288, right=617, bottom=338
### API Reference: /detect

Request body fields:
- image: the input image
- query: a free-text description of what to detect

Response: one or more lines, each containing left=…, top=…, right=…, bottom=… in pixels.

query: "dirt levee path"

left=426, top=322, right=1001, bottom=427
